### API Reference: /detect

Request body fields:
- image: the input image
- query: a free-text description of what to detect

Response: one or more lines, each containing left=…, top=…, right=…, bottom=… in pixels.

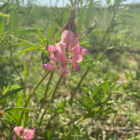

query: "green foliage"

left=0, top=0, right=140, bottom=139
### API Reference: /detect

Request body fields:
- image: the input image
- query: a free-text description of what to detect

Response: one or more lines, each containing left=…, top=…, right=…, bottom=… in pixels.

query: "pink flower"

left=12, top=126, right=36, bottom=140
left=46, top=45, right=55, bottom=52
left=44, top=54, right=58, bottom=71
left=54, top=50, right=67, bottom=63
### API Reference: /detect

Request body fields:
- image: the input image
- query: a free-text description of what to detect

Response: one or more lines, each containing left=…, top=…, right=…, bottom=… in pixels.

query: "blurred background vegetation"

left=0, top=0, right=140, bottom=139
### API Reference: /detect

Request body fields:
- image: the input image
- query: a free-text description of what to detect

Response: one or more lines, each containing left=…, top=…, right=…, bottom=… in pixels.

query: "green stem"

left=40, top=71, right=54, bottom=110
left=37, top=75, right=62, bottom=132
left=70, top=67, right=90, bottom=102
left=18, top=71, right=51, bottom=126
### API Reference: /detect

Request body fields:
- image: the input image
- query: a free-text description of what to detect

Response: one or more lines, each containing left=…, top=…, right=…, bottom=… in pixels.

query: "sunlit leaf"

left=4, top=107, right=33, bottom=112
left=0, top=88, right=24, bottom=103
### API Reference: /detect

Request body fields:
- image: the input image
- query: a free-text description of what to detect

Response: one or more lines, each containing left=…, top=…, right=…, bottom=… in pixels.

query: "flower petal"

left=71, top=63, right=81, bottom=72
left=46, top=45, right=55, bottom=52
left=64, top=65, right=71, bottom=75
left=82, top=49, right=87, bottom=55
left=71, top=54, right=83, bottom=63
left=73, top=46, right=82, bottom=54
left=54, top=50, right=67, bottom=63
left=49, top=53, right=55, bottom=64
left=12, top=135, right=16, bottom=140
left=55, top=42, right=65, bottom=54
left=44, top=64, right=56, bottom=71
left=74, top=31, right=78, bottom=38
left=14, top=126, right=24, bottom=136
left=61, top=30, right=74, bottom=43
left=24, top=129, right=35, bottom=139
left=70, top=38, right=79, bottom=50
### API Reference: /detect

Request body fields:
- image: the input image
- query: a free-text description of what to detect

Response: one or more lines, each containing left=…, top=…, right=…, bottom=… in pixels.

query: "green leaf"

left=0, top=19, right=4, bottom=35
left=33, top=24, right=44, bottom=40
left=18, top=47, right=37, bottom=54
left=0, top=87, right=24, bottom=103
left=113, top=73, right=117, bottom=90
left=16, top=0, right=20, bottom=8
left=92, top=81, right=109, bottom=99
left=4, top=107, right=33, bottom=112
left=9, top=8, right=14, bottom=33
left=13, top=9, right=18, bottom=36
left=107, top=0, right=111, bottom=5
left=15, top=42, right=41, bottom=50
left=18, top=28, right=43, bottom=34
left=0, top=13, right=10, bottom=18
left=4, top=113, right=18, bottom=124
left=77, top=8, right=85, bottom=33
left=85, top=0, right=93, bottom=28
left=32, top=33, right=43, bottom=44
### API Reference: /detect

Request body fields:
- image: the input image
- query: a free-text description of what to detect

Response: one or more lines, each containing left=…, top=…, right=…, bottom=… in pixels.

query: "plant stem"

left=18, top=71, right=51, bottom=126
left=37, top=75, right=62, bottom=132
left=40, top=71, right=54, bottom=110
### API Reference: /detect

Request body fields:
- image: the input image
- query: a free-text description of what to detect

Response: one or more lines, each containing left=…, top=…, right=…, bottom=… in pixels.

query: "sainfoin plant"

left=1, top=0, right=140, bottom=139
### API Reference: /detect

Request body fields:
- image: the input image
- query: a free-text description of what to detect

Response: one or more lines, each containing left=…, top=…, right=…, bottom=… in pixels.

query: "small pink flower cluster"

left=44, top=30, right=87, bottom=80
left=12, top=126, right=36, bottom=140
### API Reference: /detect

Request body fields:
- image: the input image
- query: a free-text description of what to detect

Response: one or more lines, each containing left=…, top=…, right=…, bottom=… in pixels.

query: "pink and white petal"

left=58, top=66, right=64, bottom=74
left=44, top=64, right=56, bottom=71
left=46, top=45, right=55, bottom=52
left=49, top=53, right=55, bottom=64
left=14, top=126, right=24, bottom=136
left=71, top=63, right=81, bottom=72
left=82, top=49, right=87, bottom=55
left=24, top=129, right=34, bottom=139
left=32, top=128, right=36, bottom=133
left=73, top=46, right=82, bottom=54
left=55, top=42, right=65, bottom=54
left=54, top=51, right=63, bottom=63
left=64, top=65, right=71, bottom=74
left=12, top=135, right=17, bottom=140
left=70, top=38, right=79, bottom=50
left=61, top=30, right=74, bottom=43
left=71, top=54, right=83, bottom=63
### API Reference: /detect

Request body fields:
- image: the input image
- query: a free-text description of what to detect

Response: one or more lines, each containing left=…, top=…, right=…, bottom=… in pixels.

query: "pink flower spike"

left=82, top=49, right=87, bottom=55
left=44, top=64, right=57, bottom=71
left=71, top=63, right=81, bottom=72
left=46, top=45, right=55, bottom=52
left=71, top=54, right=83, bottom=63
left=61, top=30, right=74, bottom=43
